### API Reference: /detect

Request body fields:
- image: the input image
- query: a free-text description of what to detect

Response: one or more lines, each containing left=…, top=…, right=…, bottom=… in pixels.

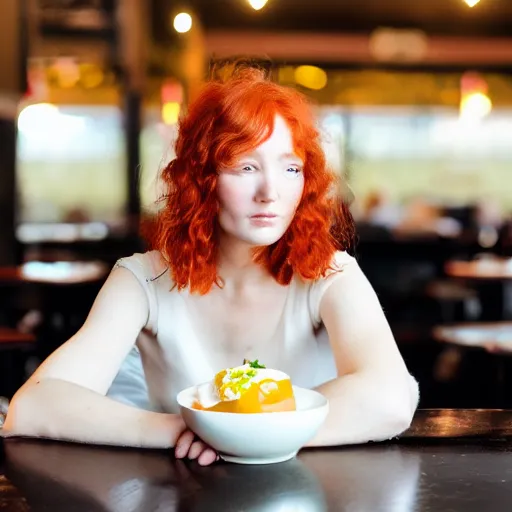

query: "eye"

left=287, top=166, right=302, bottom=174
left=240, top=164, right=257, bottom=173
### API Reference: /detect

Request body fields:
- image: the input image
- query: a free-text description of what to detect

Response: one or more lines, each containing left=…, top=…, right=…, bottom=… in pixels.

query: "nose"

left=255, top=172, right=278, bottom=203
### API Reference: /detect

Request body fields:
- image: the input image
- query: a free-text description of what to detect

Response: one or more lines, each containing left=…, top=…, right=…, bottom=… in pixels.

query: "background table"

left=445, top=257, right=512, bottom=320
left=0, top=261, right=109, bottom=286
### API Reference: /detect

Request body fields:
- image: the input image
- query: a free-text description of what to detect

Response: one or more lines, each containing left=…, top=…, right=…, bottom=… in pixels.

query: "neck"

left=217, top=233, right=269, bottom=288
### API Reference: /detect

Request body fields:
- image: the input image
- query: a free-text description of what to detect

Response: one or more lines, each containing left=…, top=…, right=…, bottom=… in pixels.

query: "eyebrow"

left=279, top=152, right=303, bottom=162
left=241, top=150, right=303, bottom=163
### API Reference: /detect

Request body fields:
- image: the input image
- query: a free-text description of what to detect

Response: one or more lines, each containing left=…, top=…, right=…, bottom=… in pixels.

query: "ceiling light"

left=248, top=0, right=269, bottom=11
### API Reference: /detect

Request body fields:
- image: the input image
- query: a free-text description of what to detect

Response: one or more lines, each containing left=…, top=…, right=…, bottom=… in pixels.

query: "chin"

left=243, top=231, right=285, bottom=247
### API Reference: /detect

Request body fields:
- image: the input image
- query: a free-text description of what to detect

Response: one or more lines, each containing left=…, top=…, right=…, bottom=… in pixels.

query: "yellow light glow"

left=173, top=12, right=192, bottom=33
left=248, top=0, right=269, bottom=10
left=463, top=0, right=481, bottom=7
left=294, top=65, right=328, bottom=90
left=460, top=92, right=492, bottom=120
left=80, top=64, right=104, bottom=89
left=162, top=102, right=181, bottom=125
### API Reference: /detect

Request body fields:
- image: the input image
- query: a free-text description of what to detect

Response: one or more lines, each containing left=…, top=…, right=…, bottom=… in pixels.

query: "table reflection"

left=4, top=440, right=325, bottom=512
left=3, top=439, right=424, bottom=512
left=300, top=447, right=421, bottom=512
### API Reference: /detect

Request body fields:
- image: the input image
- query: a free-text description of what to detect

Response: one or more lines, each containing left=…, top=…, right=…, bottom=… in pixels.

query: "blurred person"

left=360, top=188, right=403, bottom=229
left=474, top=198, right=504, bottom=230
left=3, top=67, right=418, bottom=466
left=395, top=196, right=461, bottom=238
left=62, top=207, right=92, bottom=224
left=469, top=198, right=504, bottom=250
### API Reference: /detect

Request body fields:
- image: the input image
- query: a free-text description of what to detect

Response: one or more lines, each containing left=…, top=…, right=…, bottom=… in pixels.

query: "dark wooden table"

left=2, top=409, right=512, bottom=511
left=0, top=261, right=109, bottom=285
left=445, top=258, right=512, bottom=281
left=433, top=322, right=512, bottom=350
left=432, top=323, right=512, bottom=407
left=0, top=261, right=109, bottom=365
left=445, top=257, right=512, bottom=321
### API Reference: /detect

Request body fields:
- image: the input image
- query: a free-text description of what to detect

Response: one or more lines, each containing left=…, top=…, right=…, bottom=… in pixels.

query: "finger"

left=176, top=430, right=195, bottom=456
left=197, top=448, right=218, bottom=466
left=175, top=430, right=195, bottom=459
left=188, top=440, right=206, bottom=460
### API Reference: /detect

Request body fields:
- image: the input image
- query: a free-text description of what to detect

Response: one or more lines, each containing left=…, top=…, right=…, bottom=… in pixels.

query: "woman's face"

left=217, top=115, right=305, bottom=247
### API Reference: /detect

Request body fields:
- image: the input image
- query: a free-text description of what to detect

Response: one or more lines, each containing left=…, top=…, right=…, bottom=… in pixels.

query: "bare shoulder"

left=307, top=251, right=361, bottom=326
left=329, top=250, right=358, bottom=274
left=319, top=250, right=390, bottom=346
left=99, top=264, right=150, bottom=316
left=320, top=251, right=375, bottom=308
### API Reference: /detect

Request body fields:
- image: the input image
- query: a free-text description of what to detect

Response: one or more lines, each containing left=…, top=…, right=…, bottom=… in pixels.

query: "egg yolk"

left=193, top=377, right=296, bottom=413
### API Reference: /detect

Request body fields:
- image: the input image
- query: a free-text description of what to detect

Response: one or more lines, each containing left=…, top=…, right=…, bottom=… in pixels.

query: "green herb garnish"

left=243, top=359, right=266, bottom=369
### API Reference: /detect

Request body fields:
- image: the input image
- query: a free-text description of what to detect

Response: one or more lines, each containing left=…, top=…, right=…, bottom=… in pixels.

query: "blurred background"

left=1, top=0, right=512, bottom=408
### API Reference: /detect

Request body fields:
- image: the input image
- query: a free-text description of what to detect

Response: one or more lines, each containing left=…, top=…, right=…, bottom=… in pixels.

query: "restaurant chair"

left=425, top=280, right=479, bottom=323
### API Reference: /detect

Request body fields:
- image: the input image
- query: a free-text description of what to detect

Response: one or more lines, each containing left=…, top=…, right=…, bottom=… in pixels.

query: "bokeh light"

left=173, top=12, right=192, bottom=33
left=460, top=92, right=492, bottom=121
left=294, top=65, right=328, bottom=90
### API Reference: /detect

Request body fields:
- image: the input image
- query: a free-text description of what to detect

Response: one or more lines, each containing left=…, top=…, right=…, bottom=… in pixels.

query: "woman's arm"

left=307, top=256, right=419, bottom=447
left=2, top=267, right=184, bottom=449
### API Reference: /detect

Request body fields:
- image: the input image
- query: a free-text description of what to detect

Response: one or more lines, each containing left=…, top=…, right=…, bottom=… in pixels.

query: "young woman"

left=3, top=68, right=418, bottom=466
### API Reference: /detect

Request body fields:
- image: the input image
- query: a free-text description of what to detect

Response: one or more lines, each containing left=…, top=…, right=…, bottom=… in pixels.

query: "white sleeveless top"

left=107, top=250, right=355, bottom=413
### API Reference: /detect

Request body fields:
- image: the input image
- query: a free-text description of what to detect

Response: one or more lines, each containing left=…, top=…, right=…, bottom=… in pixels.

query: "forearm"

left=2, top=378, right=185, bottom=449
left=306, top=372, right=418, bottom=447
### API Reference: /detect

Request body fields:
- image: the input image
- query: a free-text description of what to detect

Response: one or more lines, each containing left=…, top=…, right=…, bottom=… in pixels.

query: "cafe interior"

left=1, top=0, right=512, bottom=415
left=3, top=2, right=512, bottom=511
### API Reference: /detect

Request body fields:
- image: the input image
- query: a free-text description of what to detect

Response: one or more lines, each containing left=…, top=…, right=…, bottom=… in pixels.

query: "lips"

left=250, top=214, right=278, bottom=227
left=251, top=214, right=278, bottom=219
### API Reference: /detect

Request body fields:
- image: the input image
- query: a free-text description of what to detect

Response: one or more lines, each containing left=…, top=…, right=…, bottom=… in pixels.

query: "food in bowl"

left=192, top=359, right=296, bottom=413
left=177, top=383, right=329, bottom=464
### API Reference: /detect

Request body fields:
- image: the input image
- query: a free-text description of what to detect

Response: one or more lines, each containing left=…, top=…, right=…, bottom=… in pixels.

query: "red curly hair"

left=151, top=68, right=355, bottom=294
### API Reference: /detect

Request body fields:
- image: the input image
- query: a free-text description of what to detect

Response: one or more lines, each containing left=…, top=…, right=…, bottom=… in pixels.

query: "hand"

left=174, top=429, right=219, bottom=466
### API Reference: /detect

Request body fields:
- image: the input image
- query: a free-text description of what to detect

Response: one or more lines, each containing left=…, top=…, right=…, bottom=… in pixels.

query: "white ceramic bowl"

left=177, top=385, right=329, bottom=465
